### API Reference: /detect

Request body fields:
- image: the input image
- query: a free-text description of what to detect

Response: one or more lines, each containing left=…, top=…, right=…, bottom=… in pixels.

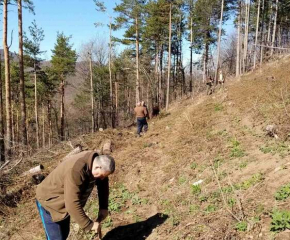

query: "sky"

left=6, top=0, right=123, bottom=60
left=5, top=0, right=236, bottom=65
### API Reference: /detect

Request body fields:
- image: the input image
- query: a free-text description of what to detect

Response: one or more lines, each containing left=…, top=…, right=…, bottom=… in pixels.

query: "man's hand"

left=92, top=222, right=102, bottom=239
left=97, top=209, right=108, bottom=222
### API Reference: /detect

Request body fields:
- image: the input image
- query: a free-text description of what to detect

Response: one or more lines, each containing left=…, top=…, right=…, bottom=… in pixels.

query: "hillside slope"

left=1, top=56, right=290, bottom=240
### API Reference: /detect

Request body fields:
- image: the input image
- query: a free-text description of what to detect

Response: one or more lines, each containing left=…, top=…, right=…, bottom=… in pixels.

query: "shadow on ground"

left=102, top=213, right=168, bottom=240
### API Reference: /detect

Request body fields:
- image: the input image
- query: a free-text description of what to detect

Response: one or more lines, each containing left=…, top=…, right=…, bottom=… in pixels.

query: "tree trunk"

left=189, top=15, right=193, bottom=93
left=155, top=43, right=159, bottom=104
left=34, top=65, right=40, bottom=148
left=236, top=1, right=241, bottom=77
left=3, top=0, right=12, bottom=157
left=18, top=0, right=28, bottom=148
left=42, top=104, right=45, bottom=147
left=89, top=53, right=95, bottom=133
left=260, top=0, right=265, bottom=67
left=267, top=2, right=273, bottom=46
left=159, top=44, right=163, bottom=107
left=0, top=53, right=4, bottom=163
left=135, top=16, right=140, bottom=104
left=203, top=42, right=209, bottom=83
left=109, top=19, right=115, bottom=128
left=47, top=100, right=52, bottom=148
left=60, top=78, right=65, bottom=141
left=166, top=3, right=172, bottom=111
left=270, top=0, right=279, bottom=56
left=215, top=0, right=224, bottom=81
left=243, top=0, right=250, bottom=73
left=253, top=0, right=261, bottom=69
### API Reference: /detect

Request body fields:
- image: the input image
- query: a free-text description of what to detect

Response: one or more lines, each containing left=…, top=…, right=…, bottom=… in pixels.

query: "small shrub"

left=190, top=162, right=198, bottom=170
left=235, top=221, right=248, bottom=232
left=222, top=186, right=233, bottom=193
left=228, top=198, right=236, bottom=207
left=191, top=185, right=201, bottom=196
left=270, top=209, right=290, bottom=232
left=189, top=204, right=200, bottom=214
left=229, top=139, right=245, bottom=158
left=178, top=176, right=187, bottom=185
left=214, top=103, right=224, bottom=112
left=205, top=205, right=217, bottom=213
left=275, top=183, right=290, bottom=201
left=199, top=195, right=208, bottom=202
left=240, top=173, right=264, bottom=190
left=239, top=161, right=248, bottom=169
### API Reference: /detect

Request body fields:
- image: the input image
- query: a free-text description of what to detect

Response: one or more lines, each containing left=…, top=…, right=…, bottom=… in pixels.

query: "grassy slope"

left=2, top=55, right=290, bottom=240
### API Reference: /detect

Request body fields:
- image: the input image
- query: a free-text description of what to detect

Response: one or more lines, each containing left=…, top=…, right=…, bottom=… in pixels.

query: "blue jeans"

left=137, top=117, right=148, bottom=135
left=36, top=200, right=70, bottom=240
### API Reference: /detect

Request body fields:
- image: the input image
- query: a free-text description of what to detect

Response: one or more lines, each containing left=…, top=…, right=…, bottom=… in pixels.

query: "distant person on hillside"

left=134, top=102, right=149, bottom=137
left=36, top=152, right=115, bottom=240
left=206, top=76, right=214, bottom=95
left=152, top=105, right=160, bottom=117
left=141, top=101, right=150, bottom=119
left=218, top=69, right=225, bottom=88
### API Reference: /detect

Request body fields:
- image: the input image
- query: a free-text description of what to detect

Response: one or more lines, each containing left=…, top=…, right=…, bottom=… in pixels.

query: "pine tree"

left=51, top=33, right=77, bottom=141
left=114, top=0, right=147, bottom=104
left=24, top=20, right=45, bottom=148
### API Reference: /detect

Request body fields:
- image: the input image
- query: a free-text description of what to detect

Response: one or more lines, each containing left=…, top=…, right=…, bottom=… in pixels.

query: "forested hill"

left=1, top=55, right=290, bottom=239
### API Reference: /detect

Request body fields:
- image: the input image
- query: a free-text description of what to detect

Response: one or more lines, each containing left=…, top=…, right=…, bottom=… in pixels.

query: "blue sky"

left=5, top=0, right=235, bottom=64
left=7, top=0, right=123, bottom=60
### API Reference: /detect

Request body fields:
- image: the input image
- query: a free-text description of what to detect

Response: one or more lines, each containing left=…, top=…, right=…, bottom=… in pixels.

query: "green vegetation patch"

left=260, top=142, right=290, bottom=158
left=275, top=183, right=290, bottom=201
left=238, top=173, right=264, bottom=190
left=214, top=103, right=224, bottom=112
left=229, top=139, right=246, bottom=158
left=270, top=209, right=290, bottom=232
left=191, top=184, right=201, bottom=196
left=235, top=221, right=248, bottom=232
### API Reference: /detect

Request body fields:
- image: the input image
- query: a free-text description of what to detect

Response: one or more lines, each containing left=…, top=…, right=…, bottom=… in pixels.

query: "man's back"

left=134, top=106, right=147, bottom=118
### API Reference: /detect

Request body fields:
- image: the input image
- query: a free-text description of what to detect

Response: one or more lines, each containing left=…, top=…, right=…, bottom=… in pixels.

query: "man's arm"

left=96, top=177, right=109, bottom=222
left=64, top=170, right=93, bottom=231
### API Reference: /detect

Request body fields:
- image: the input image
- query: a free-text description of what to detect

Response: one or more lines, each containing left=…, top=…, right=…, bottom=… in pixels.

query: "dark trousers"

left=137, top=117, right=148, bottom=135
left=36, top=200, right=70, bottom=240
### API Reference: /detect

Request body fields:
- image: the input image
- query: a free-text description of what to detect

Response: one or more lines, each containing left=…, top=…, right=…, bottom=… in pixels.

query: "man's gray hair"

left=94, top=155, right=115, bottom=173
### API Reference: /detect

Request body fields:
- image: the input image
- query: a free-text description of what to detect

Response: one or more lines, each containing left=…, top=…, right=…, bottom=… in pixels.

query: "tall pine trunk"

left=18, top=0, right=28, bottom=148
left=215, top=0, right=224, bottom=81
left=3, top=0, right=12, bottom=156
left=166, top=3, right=172, bottom=111
left=60, top=78, right=65, bottom=141
left=243, top=0, right=250, bottom=73
left=253, top=0, right=261, bottom=69
left=270, top=0, right=279, bottom=56
left=89, top=53, right=95, bottom=133
left=34, top=64, right=40, bottom=148
left=0, top=53, right=5, bottom=163
left=260, top=0, right=265, bottom=67
left=47, top=100, right=52, bottom=148
left=135, top=16, right=140, bottom=104
left=236, top=1, right=241, bottom=77
left=189, top=14, right=193, bottom=93
left=42, top=104, right=45, bottom=147
left=109, top=19, right=115, bottom=128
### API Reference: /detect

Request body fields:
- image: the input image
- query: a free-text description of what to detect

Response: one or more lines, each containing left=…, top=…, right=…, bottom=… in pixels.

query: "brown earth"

left=1, top=55, right=290, bottom=240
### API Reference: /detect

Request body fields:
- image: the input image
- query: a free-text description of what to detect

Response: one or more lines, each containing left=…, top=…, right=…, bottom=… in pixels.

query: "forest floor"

left=1, top=55, right=290, bottom=240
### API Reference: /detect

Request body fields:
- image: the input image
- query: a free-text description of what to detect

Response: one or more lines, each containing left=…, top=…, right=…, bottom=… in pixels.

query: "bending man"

left=36, top=151, right=115, bottom=240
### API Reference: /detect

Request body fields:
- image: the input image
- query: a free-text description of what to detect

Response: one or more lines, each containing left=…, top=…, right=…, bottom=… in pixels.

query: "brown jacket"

left=134, top=106, right=148, bottom=118
left=36, top=151, right=109, bottom=231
